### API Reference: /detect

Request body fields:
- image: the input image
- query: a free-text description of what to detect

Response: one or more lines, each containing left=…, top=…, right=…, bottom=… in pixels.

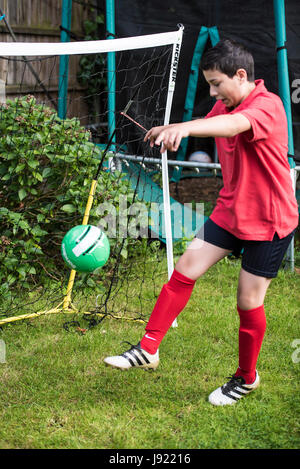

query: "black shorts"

left=195, top=218, right=295, bottom=278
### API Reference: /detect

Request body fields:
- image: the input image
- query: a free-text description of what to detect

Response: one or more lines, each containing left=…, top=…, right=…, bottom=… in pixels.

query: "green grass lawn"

left=0, top=259, right=299, bottom=449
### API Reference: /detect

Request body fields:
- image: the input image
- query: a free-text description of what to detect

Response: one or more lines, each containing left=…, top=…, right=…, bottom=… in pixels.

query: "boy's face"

left=203, top=68, right=250, bottom=109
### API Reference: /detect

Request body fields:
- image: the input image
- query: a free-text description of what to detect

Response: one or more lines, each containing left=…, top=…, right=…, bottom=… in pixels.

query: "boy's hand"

left=144, top=123, right=188, bottom=153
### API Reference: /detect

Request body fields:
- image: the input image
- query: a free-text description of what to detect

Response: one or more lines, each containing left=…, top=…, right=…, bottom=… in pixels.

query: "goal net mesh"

left=0, top=29, right=183, bottom=328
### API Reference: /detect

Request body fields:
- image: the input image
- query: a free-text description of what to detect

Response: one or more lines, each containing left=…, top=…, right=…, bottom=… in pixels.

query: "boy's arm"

left=144, top=114, right=251, bottom=153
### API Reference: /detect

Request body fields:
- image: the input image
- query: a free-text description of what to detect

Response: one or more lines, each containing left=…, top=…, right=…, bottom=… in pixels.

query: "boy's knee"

left=237, top=270, right=272, bottom=310
left=237, top=292, right=262, bottom=310
left=175, top=256, right=196, bottom=279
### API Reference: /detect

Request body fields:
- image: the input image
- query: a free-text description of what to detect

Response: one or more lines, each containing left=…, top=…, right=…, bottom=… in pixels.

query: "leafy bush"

left=0, top=95, right=140, bottom=291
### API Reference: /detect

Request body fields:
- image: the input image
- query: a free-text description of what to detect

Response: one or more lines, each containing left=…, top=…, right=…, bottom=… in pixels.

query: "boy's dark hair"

left=200, top=39, right=255, bottom=82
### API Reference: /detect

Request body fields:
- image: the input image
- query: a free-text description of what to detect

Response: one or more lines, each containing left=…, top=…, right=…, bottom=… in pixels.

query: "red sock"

left=235, top=304, right=266, bottom=384
left=140, top=269, right=195, bottom=354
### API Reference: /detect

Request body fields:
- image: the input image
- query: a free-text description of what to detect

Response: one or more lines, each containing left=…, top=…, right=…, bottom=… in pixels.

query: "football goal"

left=0, top=26, right=189, bottom=329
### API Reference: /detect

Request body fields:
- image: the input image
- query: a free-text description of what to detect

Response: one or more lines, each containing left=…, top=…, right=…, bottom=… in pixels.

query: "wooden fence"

left=0, top=0, right=96, bottom=122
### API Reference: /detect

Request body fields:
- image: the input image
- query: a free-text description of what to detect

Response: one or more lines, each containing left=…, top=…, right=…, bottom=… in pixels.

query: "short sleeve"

left=238, top=97, right=275, bottom=142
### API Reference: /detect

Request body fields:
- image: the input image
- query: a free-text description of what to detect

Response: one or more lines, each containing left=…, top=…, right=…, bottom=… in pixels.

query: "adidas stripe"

left=122, top=348, right=150, bottom=367
left=221, top=384, right=251, bottom=402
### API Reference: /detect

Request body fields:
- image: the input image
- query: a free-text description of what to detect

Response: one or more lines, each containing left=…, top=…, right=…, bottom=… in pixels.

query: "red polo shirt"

left=206, top=79, right=299, bottom=240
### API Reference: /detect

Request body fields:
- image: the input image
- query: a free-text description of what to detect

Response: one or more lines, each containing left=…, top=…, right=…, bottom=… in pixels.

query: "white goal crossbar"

left=0, top=29, right=183, bottom=56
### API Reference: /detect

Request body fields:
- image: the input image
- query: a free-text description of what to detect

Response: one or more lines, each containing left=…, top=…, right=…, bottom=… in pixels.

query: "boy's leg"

left=208, top=268, right=271, bottom=405
left=209, top=230, right=295, bottom=405
left=233, top=229, right=295, bottom=386
left=175, top=237, right=231, bottom=280
left=104, top=238, right=230, bottom=369
left=237, top=268, right=272, bottom=311
left=140, top=239, right=231, bottom=353
left=234, top=268, right=271, bottom=384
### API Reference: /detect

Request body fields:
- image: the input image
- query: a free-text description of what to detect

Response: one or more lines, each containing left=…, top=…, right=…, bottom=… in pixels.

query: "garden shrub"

left=0, top=95, right=147, bottom=292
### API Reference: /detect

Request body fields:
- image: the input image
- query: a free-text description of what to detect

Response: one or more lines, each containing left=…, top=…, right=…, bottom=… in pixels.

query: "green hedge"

left=0, top=95, right=145, bottom=293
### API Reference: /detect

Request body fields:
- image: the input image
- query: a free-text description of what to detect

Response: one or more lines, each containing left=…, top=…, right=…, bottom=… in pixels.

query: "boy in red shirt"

left=104, top=39, right=299, bottom=406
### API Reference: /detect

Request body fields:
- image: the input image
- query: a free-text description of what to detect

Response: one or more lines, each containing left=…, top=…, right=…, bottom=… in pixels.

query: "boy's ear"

left=236, top=68, right=248, bottom=82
